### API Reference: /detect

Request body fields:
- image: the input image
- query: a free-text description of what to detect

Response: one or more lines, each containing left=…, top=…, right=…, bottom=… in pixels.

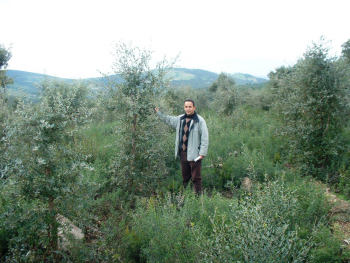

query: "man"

left=155, top=99, right=209, bottom=194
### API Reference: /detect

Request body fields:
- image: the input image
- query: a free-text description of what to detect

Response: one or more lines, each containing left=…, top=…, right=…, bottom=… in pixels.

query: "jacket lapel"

left=180, top=112, right=199, bottom=133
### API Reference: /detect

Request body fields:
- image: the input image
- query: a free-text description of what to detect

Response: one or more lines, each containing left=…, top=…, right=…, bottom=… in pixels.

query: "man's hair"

left=184, top=99, right=195, bottom=106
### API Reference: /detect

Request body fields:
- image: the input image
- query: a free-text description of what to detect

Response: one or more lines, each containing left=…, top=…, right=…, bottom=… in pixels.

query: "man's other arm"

left=154, top=107, right=179, bottom=129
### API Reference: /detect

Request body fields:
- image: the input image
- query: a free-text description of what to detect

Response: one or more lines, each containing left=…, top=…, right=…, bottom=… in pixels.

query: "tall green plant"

left=0, top=93, right=11, bottom=180
left=6, top=79, right=92, bottom=260
left=104, top=42, right=177, bottom=195
left=209, top=72, right=237, bottom=115
left=0, top=93, right=14, bottom=259
left=121, top=178, right=334, bottom=262
left=341, top=39, right=350, bottom=63
left=269, top=39, right=347, bottom=180
left=0, top=43, right=13, bottom=94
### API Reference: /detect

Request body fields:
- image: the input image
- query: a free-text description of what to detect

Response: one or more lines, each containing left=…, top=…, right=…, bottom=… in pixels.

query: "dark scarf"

left=180, top=111, right=199, bottom=122
left=180, top=112, right=197, bottom=152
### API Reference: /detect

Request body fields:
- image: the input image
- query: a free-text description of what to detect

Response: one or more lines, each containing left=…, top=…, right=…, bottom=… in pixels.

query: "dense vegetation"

left=1, top=39, right=350, bottom=262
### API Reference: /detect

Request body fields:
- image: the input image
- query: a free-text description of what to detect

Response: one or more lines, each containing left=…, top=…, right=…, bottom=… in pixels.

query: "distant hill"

left=6, top=70, right=73, bottom=98
left=6, top=69, right=268, bottom=97
left=166, top=68, right=219, bottom=88
left=229, top=73, right=268, bottom=85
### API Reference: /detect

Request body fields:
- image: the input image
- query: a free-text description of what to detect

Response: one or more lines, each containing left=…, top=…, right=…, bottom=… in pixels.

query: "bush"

left=122, top=191, right=199, bottom=262
left=202, top=107, right=286, bottom=190
left=338, top=168, right=350, bottom=199
left=198, top=179, right=312, bottom=262
left=119, top=177, right=340, bottom=262
left=269, top=40, right=347, bottom=181
left=311, top=224, right=350, bottom=263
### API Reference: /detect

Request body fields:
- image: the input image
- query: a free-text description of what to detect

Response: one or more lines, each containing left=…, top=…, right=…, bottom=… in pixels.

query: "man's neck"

left=185, top=111, right=195, bottom=117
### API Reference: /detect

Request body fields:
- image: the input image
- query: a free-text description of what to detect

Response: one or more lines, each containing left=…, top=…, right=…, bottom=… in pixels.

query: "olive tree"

left=341, top=39, right=350, bottom=63
left=104, top=42, right=177, bottom=195
left=209, top=72, right=237, bottom=115
left=6, top=79, right=92, bottom=260
left=338, top=39, right=350, bottom=99
left=269, top=40, right=347, bottom=180
left=0, top=44, right=13, bottom=94
left=0, top=94, right=11, bottom=180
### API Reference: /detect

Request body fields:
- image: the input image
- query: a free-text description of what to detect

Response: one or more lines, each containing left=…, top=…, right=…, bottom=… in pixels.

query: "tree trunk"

left=46, top=166, right=59, bottom=262
left=132, top=113, right=137, bottom=159
left=48, top=195, right=59, bottom=261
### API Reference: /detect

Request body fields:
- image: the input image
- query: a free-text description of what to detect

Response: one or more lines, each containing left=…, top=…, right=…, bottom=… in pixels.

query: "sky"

left=1, top=0, right=349, bottom=79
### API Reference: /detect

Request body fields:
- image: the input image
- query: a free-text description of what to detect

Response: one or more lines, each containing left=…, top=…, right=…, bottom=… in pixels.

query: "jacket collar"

left=180, top=111, right=199, bottom=122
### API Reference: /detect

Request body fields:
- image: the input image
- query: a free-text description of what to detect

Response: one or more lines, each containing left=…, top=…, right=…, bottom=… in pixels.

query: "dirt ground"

left=326, top=188, right=350, bottom=249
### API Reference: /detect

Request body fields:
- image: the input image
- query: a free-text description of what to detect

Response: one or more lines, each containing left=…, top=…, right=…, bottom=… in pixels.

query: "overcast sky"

left=1, top=0, right=349, bottom=79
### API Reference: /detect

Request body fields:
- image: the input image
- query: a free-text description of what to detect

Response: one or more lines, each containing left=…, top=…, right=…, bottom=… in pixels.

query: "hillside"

left=6, top=69, right=268, bottom=97
left=229, top=73, right=268, bottom=85
left=6, top=70, right=73, bottom=99
left=166, top=68, right=219, bottom=88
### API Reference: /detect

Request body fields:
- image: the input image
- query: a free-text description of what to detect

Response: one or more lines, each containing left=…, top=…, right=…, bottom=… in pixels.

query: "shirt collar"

left=181, top=111, right=199, bottom=122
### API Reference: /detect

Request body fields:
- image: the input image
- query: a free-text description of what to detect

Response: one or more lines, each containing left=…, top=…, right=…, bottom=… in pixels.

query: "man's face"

left=184, top=101, right=196, bottom=116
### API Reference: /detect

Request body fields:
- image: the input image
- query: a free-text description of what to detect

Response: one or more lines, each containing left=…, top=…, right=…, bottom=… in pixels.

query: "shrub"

left=198, top=179, right=312, bottom=262
left=120, top=178, right=339, bottom=262
left=338, top=168, right=350, bottom=199
left=202, top=107, right=285, bottom=190
left=269, top=39, right=347, bottom=181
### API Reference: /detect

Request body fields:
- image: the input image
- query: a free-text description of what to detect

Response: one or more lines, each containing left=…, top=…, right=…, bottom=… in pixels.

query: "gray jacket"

left=156, top=111, right=209, bottom=161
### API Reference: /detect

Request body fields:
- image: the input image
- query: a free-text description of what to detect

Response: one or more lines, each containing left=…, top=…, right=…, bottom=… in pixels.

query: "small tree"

left=7, top=79, right=92, bottom=260
left=209, top=72, right=237, bottom=115
left=341, top=39, right=350, bottom=63
left=269, top=39, right=347, bottom=180
left=0, top=93, right=12, bottom=180
left=0, top=44, right=13, bottom=94
left=338, top=39, right=350, bottom=99
left=104, top=42, right=177, bottom=194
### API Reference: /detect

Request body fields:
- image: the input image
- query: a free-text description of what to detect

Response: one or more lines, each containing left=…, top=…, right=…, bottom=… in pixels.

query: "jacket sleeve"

left=156, top=111, right=179, bottom=129
left=199, top=118, right=209, bottom=157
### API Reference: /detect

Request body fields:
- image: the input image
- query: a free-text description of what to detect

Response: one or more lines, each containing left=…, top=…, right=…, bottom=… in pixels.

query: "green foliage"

left=0, top=197, right=54, bottom=261
left=0, top=43, right=13, bottom=94
left=269, top=39, right=347, bottom=181
left=123, top=193, right=198, bottom=262
left=161, top=86, right=210, bottom=115
left=2, top=39, right=350, bottom=261
left=341, top=39, right=350, bottom=63
left=199, top=183, right=311, bottom=262
left=338, top=168, right=350, bottom=198
left=9, top=79, right=92, bottom=200
left=311, top=224, right=350, bottom=262
left=237, top=84, right=272, bottom=111
left=202, top=107, right=286, bottom=190
left=103, top=42, right=177, bottom=195
left=118, top=178, right=338, bottom=262
left=209, top=72, right=237, bottom=115
left=0, top=70, right=13, bottom=93
left=3, top=79, right=93, bottom=260
left=287, top=178, right=331, bottom=238
left=0, top=44, right=11, bottom=70
left=0, top=94, right=11, bottom=180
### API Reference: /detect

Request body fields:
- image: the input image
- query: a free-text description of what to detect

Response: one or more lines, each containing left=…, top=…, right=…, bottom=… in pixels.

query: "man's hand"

left=154, top=107, right=159, bottom=113
left=194, top=155, right=205, bottom=162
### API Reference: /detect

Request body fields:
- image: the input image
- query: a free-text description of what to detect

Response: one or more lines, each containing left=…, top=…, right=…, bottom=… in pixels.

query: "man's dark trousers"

left=180, top=150, right=202, bottom=194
